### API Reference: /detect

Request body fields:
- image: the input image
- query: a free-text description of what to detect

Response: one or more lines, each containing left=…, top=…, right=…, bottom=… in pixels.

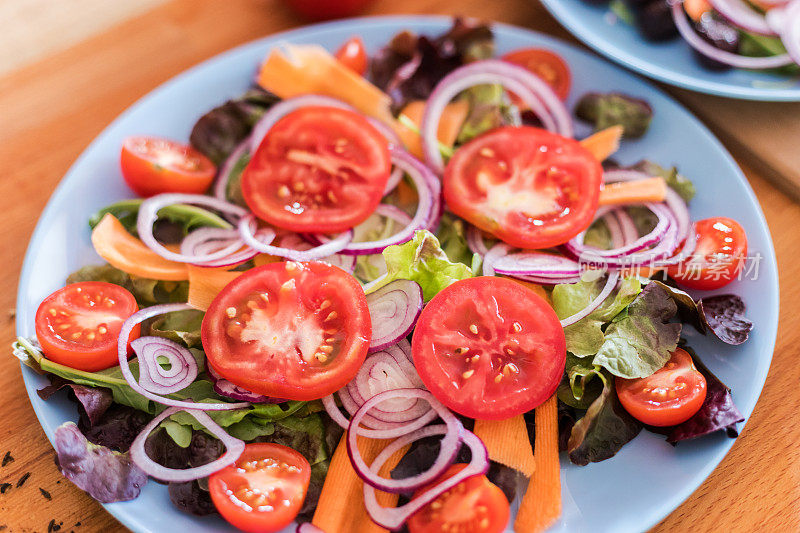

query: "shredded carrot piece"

left=396, top=100, right=470, bottom=159
left=514, top=396, right=561, bottom=533
left=507, top=278, right=551, bottom=306
left=685, top=0, right=712, bottom=21
left=252, top=253, right=279, bottom=267
left=580, top=125, right=624, bottom=162
left=313, top=436, right=386, bottom=533
left=186, top=266, right=242, bottom=311
left=474, top=416, right=536, bottom=477
left=91, top=214, right=188, bottom=281
left=598, top=176, right=667, bottom=206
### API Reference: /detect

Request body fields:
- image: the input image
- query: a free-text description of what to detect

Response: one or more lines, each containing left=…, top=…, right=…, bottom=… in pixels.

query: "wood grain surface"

left=0, top=1, right=798, bottom=532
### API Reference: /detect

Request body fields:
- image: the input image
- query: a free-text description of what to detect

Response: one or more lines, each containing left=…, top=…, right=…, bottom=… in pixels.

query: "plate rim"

left=539, top=0, right=800, bottom=102
left=14, top=14, right=780, bottom=533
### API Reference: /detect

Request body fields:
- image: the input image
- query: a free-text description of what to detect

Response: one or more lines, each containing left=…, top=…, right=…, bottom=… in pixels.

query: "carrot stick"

left=580, top=125, right=624, bottom=162
left=396, top=100, right=469, bottom=160
left=356, top=444, right=411, bottom=533
left=598, top=176, right=667, bottom=206
left=474, top=415, right=535, bottom=477
left=186, top=266, right=242, bottom=311
left=514, top=396, right=561, bottom=533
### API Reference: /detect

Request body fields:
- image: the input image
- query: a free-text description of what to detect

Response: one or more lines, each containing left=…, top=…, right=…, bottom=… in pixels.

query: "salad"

left=593, top=0, right=800, bottom=74
left=14, top=18, right=757, bottom=533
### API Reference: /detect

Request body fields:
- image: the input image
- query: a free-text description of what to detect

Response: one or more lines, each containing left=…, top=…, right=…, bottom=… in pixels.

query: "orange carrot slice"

left=186, top=266, right=242, bottom=311
left=514, top=396, right=561, bottom=533
left=91, top=214, right=188, bottom=281
left=396, top=100, right=470, bottom=159
left=474, top=415, right=536, bottom=477
left=685, top=0, right=712, bottom=21
left=580, top=125, right=624, bottom=162
left=598, top=177, right=667, bottom=206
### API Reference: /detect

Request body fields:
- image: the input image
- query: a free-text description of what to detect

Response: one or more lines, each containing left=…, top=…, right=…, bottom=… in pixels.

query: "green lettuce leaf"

left=629, top=160, right=696, bottom=202
left=66, top=264, right=188, bottom=307
left=551, top=276, right=642, bottom=356
left=591, top=283, right=682, bottom=378
left=557, top=353, right=605, bottom=410
left=456, top=84, right=519, bottom=144
left=435, top=213, right=474, bottom=267
left=566, top=372, right=643, bottom=465
left=367, top=230, right=473, bottom=301
left=145, top=309, right=204, bottom=348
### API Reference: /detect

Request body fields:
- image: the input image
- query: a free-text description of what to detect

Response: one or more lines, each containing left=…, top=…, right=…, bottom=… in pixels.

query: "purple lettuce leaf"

left=54, top=422, right=147, bottom=503
left=38, top=376, right=113, bottom=426
left=698, top=295, right=754, bottom=345
left=667, top=350, right=744, bottom=443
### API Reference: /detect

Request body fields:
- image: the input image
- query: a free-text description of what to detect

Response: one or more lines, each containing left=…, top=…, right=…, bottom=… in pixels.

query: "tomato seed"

left=98, top=326, right=107, bottom=334
left=462, top=370, right=474, bottom=379
left=278, top=185, right=291, bottom=198
left=48, top=308, right=57, bottom=317
left=469, top=324, right=478, bottom=334
left=226, top=307, right=237, bottom=318
left=480, top=147, right=495, bottom=158
left=512, top=321, right=522, bottom=333
left=495, top=374, right=503, bottom=383
left=325, top=311, right=338, bottom=322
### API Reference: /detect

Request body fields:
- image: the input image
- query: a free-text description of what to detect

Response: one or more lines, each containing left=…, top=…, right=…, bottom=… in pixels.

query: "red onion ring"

left=492, top=252, right=583, bottom=277
left=213, top=138, right=250, bottom=201
left=367, top=280, right=423, bottom=352
left=129, top=406, right=245, bottom=482
left=671, top=0, right=794, bottom=68
left=277, top=234, right=356, bottom=273
left=130, top=337, right=198, bottom=395
left=559, top=270, right=621, bottom=327
left=782, top=1, right=800, bottom=65
left=249, top=95, right=352, bottom=152
left=238, top=214, right=352, bottom=261
left=137, top=194, right=249, bottom=264
left=466, top=224, right=491, bottom=256
left=362, top=425, right=489, bottom=530
left=118, top=303, right=250, bottom=411
left=346, top=389, right=463, bottom=493
left=421, top=59, right=573, bottom=173
left=710, top=0, right=777, bottom=35
left=482, top=242, right=512, bottom=276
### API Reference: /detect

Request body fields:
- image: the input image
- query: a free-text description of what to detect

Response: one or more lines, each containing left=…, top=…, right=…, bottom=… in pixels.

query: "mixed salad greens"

left=593, top=0, right=800, bottom=75
left=15, top=18, right=757, bottom=533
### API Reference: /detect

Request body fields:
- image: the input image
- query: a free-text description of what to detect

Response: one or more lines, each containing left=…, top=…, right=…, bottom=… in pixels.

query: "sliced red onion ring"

left=710, top=0, right=777, bottom=35
left=466, top=224, right=490, bottom=256
left=482, top=242, right=512, bottom=276
left=782, top=1, right=800, bottom=65
left=179, top=227, right=263, bottom=268
left=332, top=148, right=438, bottom=255
left=238, top=214, right=352, bottom=261
left=362, top=426, right=489, bottom=530
left=324, top=341, right=432, bottom=431
left=205, top=363, right=277, bottom=403
left=614, top=209, right=639, bottom=246
left=559, top=270, right=620, bottom=327
left=118, top=303, right=250, bottom=411
left=130, top=406, right=245, bottom=482
left=347, top=389, right=463, bottom=493
left=278, top=234, right=356, bottom=273
left=137, top=194, right=249, bottom=264
left=671, top=0, right=794, bottom=68
left=213, top=138, right=250, bottom=201
left=421, top=59, right=573, bottom=173
left=492, top=252, right=583, bottom=277
left=367, top=280, right=423, bottom=352
left=130, top=337, right=198, bottom=395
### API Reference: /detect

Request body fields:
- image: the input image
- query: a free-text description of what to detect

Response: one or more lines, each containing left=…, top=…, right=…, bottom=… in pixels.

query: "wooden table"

left=0, top=1, right=797, bottom=531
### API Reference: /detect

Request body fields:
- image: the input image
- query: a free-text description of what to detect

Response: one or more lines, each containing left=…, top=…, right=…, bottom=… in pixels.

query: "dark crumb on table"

left=0, top=525, right=7, bottom=531
left=0, top=483, right=11, bottom=494
left=1, top=452, right=13, bottom=467
left=47, top=518, right=63, bottom=532
left=74, top=522, right=81, bottom=527
left=39, top=487, right=52, bottom=500
left=16, top=472, right=31, bottom=488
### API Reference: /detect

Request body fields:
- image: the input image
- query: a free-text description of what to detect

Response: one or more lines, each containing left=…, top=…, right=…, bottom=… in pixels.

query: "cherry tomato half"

left=408, top=464, right=510, bottom=533
left=201, top=261, right=371, bottom=400
left=335, top=36, right=368, bottom=75
left=242, top=106, right=391, bottom=233
left=412, top=277, right=566, bottom=420
left=443, top=126, right=602, bottom=250
left=668, top=217, right=748, bottom=291
left=35, top=282, right=140, bottom=371
left=209, top=443, right=311, bottom=533
left=120, top=136, right=216, bottom=197
left=616, top=348, right=707, bottom=427
left=502, top=48, right=572, bottom=101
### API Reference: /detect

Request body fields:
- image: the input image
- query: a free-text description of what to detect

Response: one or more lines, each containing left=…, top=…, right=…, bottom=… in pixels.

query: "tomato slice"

left=120, top=136, right=216, bottom=197
left=407, top=464, right=510, bottom=533
left=201, top=261, right=370, bottom=400
left=502, top=48, right=572, bottom=101
left=35, top=282, right=140, bottom=371
left=241, top=106, right=391, bottom=233
left=615, top=348, right=707, bottom=427
left=412, top=277, right=566, bottom=420
left=668, top=217, right=748, bottom=291
left=443, top=126, right=602, bottom=250
left=335, top=36, right=368, bottom=75
left=209, top=443, right=311, bottom=533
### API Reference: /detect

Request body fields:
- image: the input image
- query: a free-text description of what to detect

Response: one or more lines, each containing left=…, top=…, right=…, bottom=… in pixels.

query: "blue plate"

left=541, top=0, right=800, bottom=101
left=15, top=15, right=779, bottom=533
